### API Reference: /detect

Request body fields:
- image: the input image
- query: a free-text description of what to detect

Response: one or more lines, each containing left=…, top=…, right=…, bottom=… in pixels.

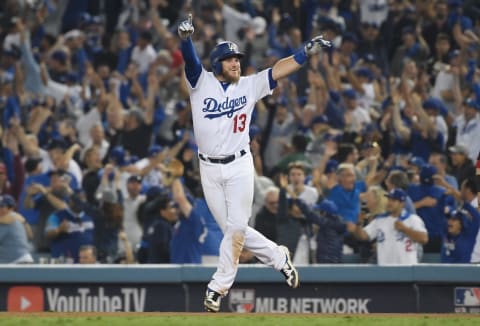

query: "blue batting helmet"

left=210, top=41, right=244, bottom=75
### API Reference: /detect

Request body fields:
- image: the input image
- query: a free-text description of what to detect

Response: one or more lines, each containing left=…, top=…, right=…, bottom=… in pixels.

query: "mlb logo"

left=455, top=287, right=480, bottom=307
left=7, top=286, right=44, bottom=312
left=228, top=289, right=255, bottom=313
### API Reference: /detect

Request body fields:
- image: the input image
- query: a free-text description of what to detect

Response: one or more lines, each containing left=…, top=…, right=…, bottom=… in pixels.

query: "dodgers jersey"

left=364, top=211, right=427, bottom=265
left=186, top=68, right=273, bottom=156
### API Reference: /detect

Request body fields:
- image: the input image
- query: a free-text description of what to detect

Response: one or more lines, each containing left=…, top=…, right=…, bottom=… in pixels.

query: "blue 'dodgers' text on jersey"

left=202, top=96, right=247, bottom=119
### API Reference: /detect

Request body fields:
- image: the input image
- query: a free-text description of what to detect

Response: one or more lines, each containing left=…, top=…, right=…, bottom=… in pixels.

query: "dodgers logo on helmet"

left=228, top=289, right=255, bottom=313
left=210, top=41, right=244, bottom=75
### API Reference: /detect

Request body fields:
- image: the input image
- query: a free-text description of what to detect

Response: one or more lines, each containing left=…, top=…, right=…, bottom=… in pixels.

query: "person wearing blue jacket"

left=407, top=164, right=453, bottom=252
left=292, top=198, right=346, bottom=264
left=441, top=203, right=480, bottom=263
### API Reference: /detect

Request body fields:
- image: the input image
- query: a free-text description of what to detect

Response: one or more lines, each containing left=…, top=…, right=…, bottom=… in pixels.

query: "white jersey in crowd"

left=187, top=68, right=272, bottom=156
left=364, top=211, right=427, bottom=265
left=469, top=198, right=480, bottom=263
left=287, top=185, right=318, bottom=206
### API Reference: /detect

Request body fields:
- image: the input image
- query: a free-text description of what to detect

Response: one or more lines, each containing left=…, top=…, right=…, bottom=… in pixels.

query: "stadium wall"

left=0, top=264, right=479, bottom=313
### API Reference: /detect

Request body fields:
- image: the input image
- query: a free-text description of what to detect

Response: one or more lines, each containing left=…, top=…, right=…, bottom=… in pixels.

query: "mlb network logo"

left=228, top=289, right=255, bottom=313
left=455, top=287, right=480, bottom=307
left=7, top=286, right=44, bottom=312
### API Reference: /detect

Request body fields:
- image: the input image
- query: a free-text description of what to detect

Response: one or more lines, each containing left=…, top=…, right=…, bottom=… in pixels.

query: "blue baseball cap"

left=127, top=175, right=143, bottom=183
left=356, top=67, right=374, bottom=81
left=448, top=209, right=468, bottom=225
left=149, top=144, right=163, bottom=157
left=342, top=89, right=357, bottom=99
left=363, top=53, right=376, bottom=63
left=342, top=32, right=358, bottom=44
left=448, top=49, right=460, bottom=61
left=109, top=146, right=126, bottom=166
left=464, top=98, right=480, bottom=111
left=408, top=156, right=426, bottom=168
left=423, top=97, right=449, bottom=117
left=146, top=185, right=165, bottom=200
left=329, top=90, right=341, bottom=103
left=423, top=98, right=440, bottom=111
left=314, top=199, right=338, bottom=215
left=325, top=159, right=339, bottom=173
left=51, top=50, right=67, bottom=64
left=46, top=137, right=67, bottom=151
left=276, top=97, right=288, bottom=107
left=311, top=115, right=329, bottom=125
left=385, top=188, right=407, bottom=202
left=420, top=164, right=438, bottom=184
left=402, top=26, right=415, bottom=35
left=0, top=194, right=16, bottom=208
left=175, top=101, right=188, bottom=112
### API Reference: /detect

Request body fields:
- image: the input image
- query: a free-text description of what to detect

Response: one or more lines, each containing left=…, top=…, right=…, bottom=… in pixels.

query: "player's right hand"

left=304, top=35, right=332, bottom=56
left=178, top=14, right=194, bottom=40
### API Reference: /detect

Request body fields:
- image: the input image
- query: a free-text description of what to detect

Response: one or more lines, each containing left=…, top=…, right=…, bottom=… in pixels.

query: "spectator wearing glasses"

left=254, top=186, right=280, bottom=243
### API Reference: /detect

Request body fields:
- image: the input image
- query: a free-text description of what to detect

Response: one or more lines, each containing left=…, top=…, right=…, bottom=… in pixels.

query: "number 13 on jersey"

left=233, top=113, right=247, bottom=133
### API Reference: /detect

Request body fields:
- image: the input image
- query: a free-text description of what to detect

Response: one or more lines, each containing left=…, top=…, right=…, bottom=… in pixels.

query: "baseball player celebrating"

left=178, top=14, right=331, bottom=312
left=347, top=188, right=429, bottom=265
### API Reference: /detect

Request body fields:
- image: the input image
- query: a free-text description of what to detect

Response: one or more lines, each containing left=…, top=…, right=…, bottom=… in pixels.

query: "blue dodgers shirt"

left=407, top=183, right=448, bottom=238
left=328, top=181, right=366, bottom=224
left=195, top=199, right=222, bottom=256
left=45, top=209, right=94, bottom=262
left=441, top=204, right=480, bottom=263
left=170, top=208, right=204, bottom=264
left=170, top=198, right=223, bottom=263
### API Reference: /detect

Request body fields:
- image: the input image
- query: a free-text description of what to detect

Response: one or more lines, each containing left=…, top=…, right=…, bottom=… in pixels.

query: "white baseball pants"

left=199, top=153, right=286, bottom=295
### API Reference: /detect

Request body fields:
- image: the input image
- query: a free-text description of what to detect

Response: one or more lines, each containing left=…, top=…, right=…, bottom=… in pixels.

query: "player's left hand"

left=178, top=14, right=194, bottom=40
left=394, top=220, right=405, bottom=232
left=305, top=35, right=332, bottom=56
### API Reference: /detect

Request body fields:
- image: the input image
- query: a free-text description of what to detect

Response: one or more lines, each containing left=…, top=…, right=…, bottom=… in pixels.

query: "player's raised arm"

left=178, top=14, right=202, bottom=87
left=271, top=35, right=331, bottom=81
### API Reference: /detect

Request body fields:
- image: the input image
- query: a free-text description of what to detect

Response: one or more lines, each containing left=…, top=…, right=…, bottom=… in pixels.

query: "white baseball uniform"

left=364, top=210, right=427, bottom=265
left=185, top=67, right=287, bottom=295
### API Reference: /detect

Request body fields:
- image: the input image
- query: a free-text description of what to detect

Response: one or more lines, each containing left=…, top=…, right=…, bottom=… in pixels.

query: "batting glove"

left=178, top=14, right=194, bottom=40
left=305, top=35, right=332, bottom=56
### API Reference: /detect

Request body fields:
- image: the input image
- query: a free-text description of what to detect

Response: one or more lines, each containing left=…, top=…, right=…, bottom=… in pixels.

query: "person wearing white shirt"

left=123, top=175, right=146, bottom=251
left=287, top=162, right=318, bottom=206
left=133, top=144, right=164, bottom=190
left=347, top=188, right=428, bottom=265
left=80, top=124, right=110, bottom=161
left=130, top=31, right=157, bottom=74
left=463, top=176, right=480, bottom=263
left=342, top=89, right=371, bottom=134
left=285, top=162, right=318, bottom=264
left=76, top=105, right=102, bottom=147
left=454, top=99, right=480, bottom=163
left=42, top=138, right=83, bottom=184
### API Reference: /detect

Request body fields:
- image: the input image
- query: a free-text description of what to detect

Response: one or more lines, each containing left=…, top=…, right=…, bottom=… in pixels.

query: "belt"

left=199, top=149, right=247, bottom=164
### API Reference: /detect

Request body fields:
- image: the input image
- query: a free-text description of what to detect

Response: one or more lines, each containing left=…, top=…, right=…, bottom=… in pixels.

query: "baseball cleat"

left=204, top=288, right=221, bottom=312
left=279, top=245, right=299, bottom=288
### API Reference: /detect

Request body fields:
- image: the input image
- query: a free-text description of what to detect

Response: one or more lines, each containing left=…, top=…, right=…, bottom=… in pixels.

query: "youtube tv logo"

left=7, top=286, right=44, bottom=312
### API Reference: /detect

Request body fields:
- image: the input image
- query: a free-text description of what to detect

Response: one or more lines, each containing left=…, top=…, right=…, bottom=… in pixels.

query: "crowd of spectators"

left=0, top=0, right=479, bottom=265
